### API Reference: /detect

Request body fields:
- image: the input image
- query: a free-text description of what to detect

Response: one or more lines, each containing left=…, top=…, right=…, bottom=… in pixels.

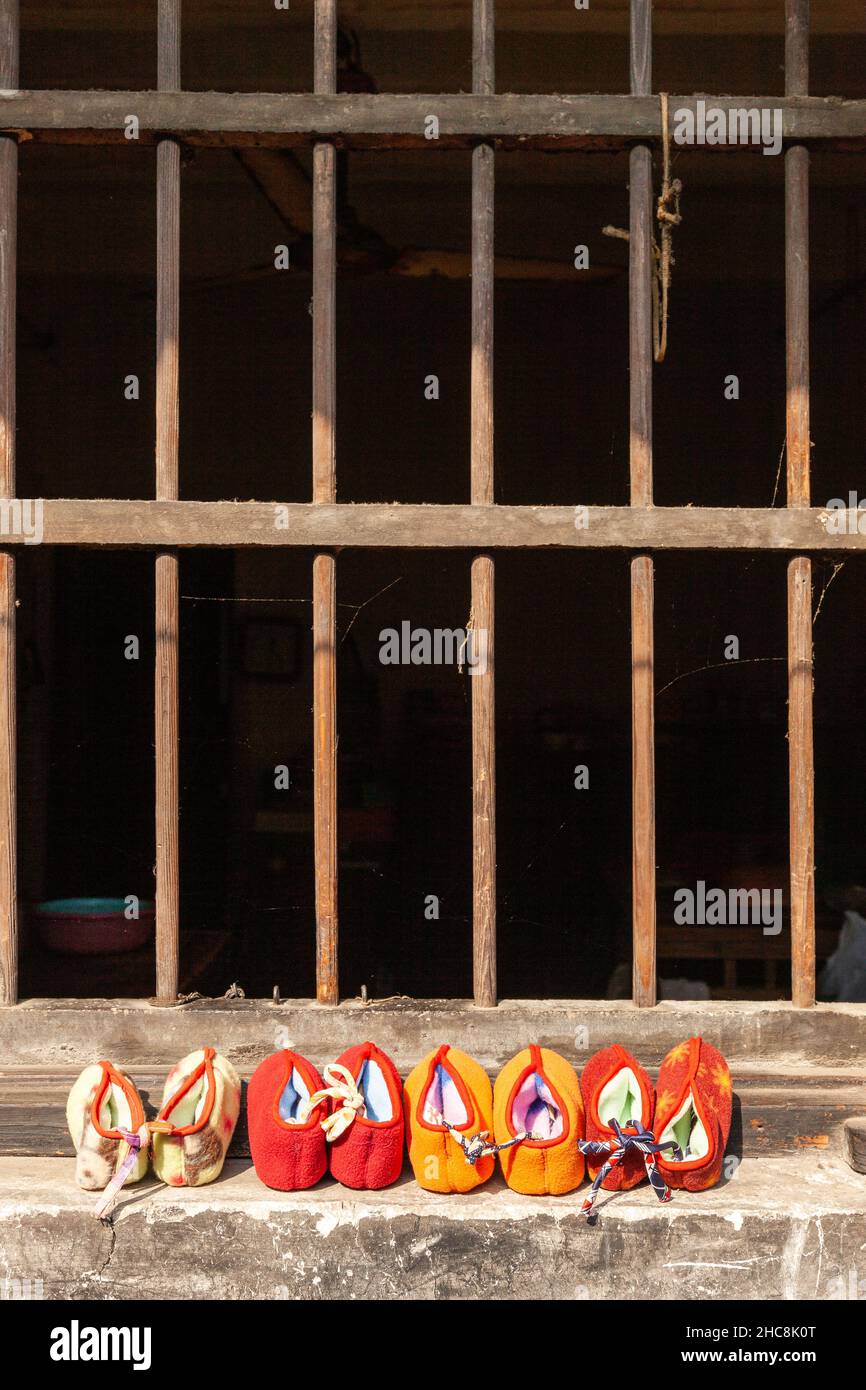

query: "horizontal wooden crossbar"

left=1, top=92, right=864, bottom=149
left=5, top=500, right=866, bottom=549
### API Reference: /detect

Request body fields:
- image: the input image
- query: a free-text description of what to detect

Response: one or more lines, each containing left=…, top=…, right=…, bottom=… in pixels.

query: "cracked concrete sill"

left=3, top=998, right=866, bottom=1068
left=1, top=1155, right=865, bottom=1300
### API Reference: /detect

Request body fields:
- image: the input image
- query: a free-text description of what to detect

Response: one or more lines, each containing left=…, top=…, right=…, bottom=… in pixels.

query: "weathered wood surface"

left=2, top=93, right=864, bottom=148
left=154, top=553, right=180, bottom=1003
left=312, top=554, right=338, bottom=1004
left=471, top=557, right=496, bottom=1009
left=631, top=556, right=656, bottom=1006
left=786, top=0, right=815, bottom=1009
left=843, top=1118, right=866, bottom=1173
left=2, top=1069, right=861, bottom=1161
left=630, top=0, right=651, bottom=101
left=786, top=0, right=811, bottom=99
left=470, top=148, right=494, bottom=508
left=154, top=1, right=181, bottom=1005
left=10, top=501, right=866, bottom=549
left=0, top=0, right=17, bottom=1006
left=312, top=0, right=338, bottom=1007
left=628, top=149, right=652, bottom=508
left=629, top=0, right=654, bottom=1009
left=157, top=0, right=181, bottom=91
left=469, top=0, right=496, bottom=1010
left=788, top=555, right=815, bottom=1007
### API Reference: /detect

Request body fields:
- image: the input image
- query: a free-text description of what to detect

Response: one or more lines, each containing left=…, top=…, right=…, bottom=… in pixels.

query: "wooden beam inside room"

left=0, top=0, right=19, bottom=1005
left=154, top=0, right=181, bottom=1003
left=312, top=0, right=339, bottom=1006
left=470, top=0, right=496, bottom=1009
left=785, top=0, right=816, bottom=1008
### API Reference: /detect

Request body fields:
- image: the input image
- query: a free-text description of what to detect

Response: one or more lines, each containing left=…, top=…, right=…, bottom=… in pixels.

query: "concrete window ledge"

left=2, top=998, right=865, bottom=1068
left=1, top=1154, right=865, bottom=1301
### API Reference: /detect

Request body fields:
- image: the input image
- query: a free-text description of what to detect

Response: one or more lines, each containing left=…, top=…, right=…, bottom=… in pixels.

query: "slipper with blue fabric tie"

left=580, top=1044, right=655, bottom=1192
left=403, top=1044, right=496, bottom=1193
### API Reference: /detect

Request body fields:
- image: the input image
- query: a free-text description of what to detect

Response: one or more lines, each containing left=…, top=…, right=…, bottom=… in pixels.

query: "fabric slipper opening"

left=597, top=1066, right=644, bottom=1130
left=658, top=1090, right=710, bottom=1162
left=278, top=1066, right=312, bottom=1123
left=422, top=1062, right=469, bottom=1127
left=357, top=1058, right=393, bottom=1123
left=510, top=1071, right=563, bottom=1140
left=102, top=1081, right=133, bottom=1135
left=162, top=1062, right=212, bottom=1131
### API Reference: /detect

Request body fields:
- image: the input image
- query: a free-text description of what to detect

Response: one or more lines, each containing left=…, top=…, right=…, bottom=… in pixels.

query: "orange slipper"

left=580, top=1044, right=655, bottom=1191
left=403, top=1045, right=495, bottom=1193
left=493, top=1045, right=584, bottom=1194
left=653, top=1037, right=733, bottom=1191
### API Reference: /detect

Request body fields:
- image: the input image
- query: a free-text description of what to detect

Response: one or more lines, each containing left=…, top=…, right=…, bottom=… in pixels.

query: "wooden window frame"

left=0, top=0, right=857, bottom=1009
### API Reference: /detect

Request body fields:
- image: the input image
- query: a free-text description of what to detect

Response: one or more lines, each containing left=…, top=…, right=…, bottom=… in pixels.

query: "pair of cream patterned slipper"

left=66, top=1048, right=240, bottom=1217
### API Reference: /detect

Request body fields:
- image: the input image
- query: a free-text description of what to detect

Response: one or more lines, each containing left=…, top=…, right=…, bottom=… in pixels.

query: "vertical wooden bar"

left=786, top=0, right=815, bottom=1007
left=471, top=0, right=496, bottom=1007
left=0, top=0, right=18, bottom=1004
left=630, top=0, right=656, bottom=1006
left=155, top=0, right=180, bottom=1001
left=313, top=0, right=338, bottom=1003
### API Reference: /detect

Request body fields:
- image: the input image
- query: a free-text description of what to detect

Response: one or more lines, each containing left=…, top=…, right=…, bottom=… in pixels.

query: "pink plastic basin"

left=33, top=898, right=155, bottom=955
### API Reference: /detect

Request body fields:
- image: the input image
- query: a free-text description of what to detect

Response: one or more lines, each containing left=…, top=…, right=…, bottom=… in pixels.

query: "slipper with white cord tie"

left=301, top=1041, right=404, bottom=1189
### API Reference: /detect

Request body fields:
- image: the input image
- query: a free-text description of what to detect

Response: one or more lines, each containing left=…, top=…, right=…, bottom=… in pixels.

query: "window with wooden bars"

left=0, top=0, right=864, bottom=1011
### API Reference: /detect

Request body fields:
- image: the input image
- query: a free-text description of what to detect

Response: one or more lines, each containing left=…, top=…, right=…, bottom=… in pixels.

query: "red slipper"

left=653, top=1037, right=733, bottom=1191
left=317, top=1042, right=404, bottom=1190
left=247, top=1049, right=329, bottom=1191
left=580, top=1044, right=655, bottom=1191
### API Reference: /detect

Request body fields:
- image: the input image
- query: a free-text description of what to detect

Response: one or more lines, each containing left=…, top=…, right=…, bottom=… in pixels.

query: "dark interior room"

left=13, top=0, right=866, bottom=1002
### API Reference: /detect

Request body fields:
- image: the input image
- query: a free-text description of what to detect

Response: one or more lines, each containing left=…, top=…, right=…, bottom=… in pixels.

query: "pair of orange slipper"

left=248, top=1041, right=404, bottom=1191
left=405, top=1043, right=585, bottom=1196
left=579, top=1037, right=733, bottom=1215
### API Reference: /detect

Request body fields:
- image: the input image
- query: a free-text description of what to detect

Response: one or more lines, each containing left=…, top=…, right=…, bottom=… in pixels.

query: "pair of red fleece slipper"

left=579, top=1037, right=733, bottom=1211
left=248, top=1042, right=403, bottom=1191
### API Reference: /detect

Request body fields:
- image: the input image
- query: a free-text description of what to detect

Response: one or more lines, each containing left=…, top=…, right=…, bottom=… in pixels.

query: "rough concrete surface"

left=2, top=998, right=866, bottom=1068
left=2, top=1155, right=866, bottom=1301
